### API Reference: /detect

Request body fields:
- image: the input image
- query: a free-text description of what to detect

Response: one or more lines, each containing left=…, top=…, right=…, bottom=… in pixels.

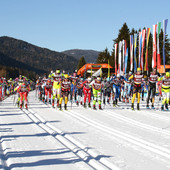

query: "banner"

left=130, top=35, right=133, bottom=71
left=152, top=24, right=157, bottom=68
left=157, top=22, right=161, bottom=69
left=108, top=59, right=110, bottom=78
left=141, top=29, right=146, bottom=71
left=123, top=40, right=127, bottom=73
left=125, top=48, right=128, bottom=73
left=138, top=32, right=142, bottom=67
left=163, top=19, right=168, bottom=71
left=134, top=34, right=137, bottom=72
left=144, top=28, right=151, bottom=72
left=115, top=43, right=118, bottom=75
left=122, top=40, right=125, bottom=73
left=118, top=41, right=122, bottom=74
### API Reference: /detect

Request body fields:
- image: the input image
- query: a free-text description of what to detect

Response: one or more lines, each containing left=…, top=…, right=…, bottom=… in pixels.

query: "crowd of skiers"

left=0, top=75, right=35, bottom=109
left=35, top=68, right=170, bottom=111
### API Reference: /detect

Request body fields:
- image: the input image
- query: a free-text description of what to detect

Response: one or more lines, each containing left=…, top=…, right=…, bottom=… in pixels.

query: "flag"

left=163, top=19, right=168, bottom=71
left=125, top=48, right=128, bottom=73
left=144, top=28, right=151, bottom=72
left=157, top=22, right=161, bottom=69
left=134, top=34, right=137, bottom=72
left=122, top=40, right=125, bottom=73
left=141, top=29, right=146, bottom=71
left=115, top=43, right=118, bottom=75
left=123, top=40, right=127, bottom=73
left=108, top=59, right=110, bottom=78
left=130, top=35, right=133, bottom=71
left=152, top=24, right=157, bottom=68
left=118, top=41, right=122, bottom=74
left=138, top=32, right=142, bottom=67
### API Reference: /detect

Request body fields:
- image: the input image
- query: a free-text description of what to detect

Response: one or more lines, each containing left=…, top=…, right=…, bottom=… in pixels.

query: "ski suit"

left=82, top=80, right=92, bottom=104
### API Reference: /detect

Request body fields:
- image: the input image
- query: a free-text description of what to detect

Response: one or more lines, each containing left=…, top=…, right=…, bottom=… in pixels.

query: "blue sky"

left=0, top=0, right=169, bottom=53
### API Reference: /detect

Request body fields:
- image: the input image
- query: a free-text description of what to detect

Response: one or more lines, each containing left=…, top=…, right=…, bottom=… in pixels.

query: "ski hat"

left=137, top=67, right=141, bottom=72
left=87, top=77, right=91, bottom=81
left=117, top=74, right=120, bottom=78
left=107, top=77, right=110, bottom=81
left=166, top=72, right=170, bottom=78
left=97, top=77, right=101, bottom=81
left=56, top=70, right=60, bottom=74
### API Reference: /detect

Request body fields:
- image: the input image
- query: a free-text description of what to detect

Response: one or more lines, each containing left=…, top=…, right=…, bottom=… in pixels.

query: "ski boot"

left=161, top=105, right=164, bottom=111
left=113, top=101, right=116, bottom=107
left=93, top=104, right=97, bottom=110
left=52, top=100, right=55, bottom=108
left=76, top=101, right=79, bottom=106
left=146, top=104, right=150, bottom=109
left=151, top=104, right=155, bottom=110
left=84, top=103, right=86, bottom=108
left=80, top=101, right=83, bottom=105
left=99, top=104, right=102, bottom=110
left=20, top=104, right=22, bottom=109
left=165, top=103, right=169, bottom=111
left=25, top=104, right=28, bottom=110
left=126, top=98, right=129, bottom=103
left=49, top=99, right=51, bottom=104
left=88, top=103, right=91, bottom=108
left=131, top=103, right=134, bottom=110
left=103, top=98, right=105, bottom=105
left=64, top=104, right=67, bottom=110
left=59, top=104, right=62, bottom=110
left=123, top=98, right=125, bottom=103
left=57, top=100, right=60, bottom=108
left=137, top=103, right=140, bottom=111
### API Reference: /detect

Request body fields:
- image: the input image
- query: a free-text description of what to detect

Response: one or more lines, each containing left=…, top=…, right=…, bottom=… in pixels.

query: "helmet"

left=107, top=77, right=110, bottom=81
left=87, top=77, right=91, bottom=81
left=166, top=72, right=170, bottom=78
left=137, top=67, right=141, bottom=72
left=129, top=71, right=132, bottom=75
left=64, top=74, right=69, bottom=79
left=97, top=77, right=101, bottom=81
left=153, top=67, right=157, bottom=72
left=117, top=74, right=120, bottom=77
left=56, top=70, right=60, bottom=74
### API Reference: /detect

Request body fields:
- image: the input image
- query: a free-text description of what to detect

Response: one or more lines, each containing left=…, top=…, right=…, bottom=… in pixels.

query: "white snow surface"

left=0, top=91, right=170, bottom=170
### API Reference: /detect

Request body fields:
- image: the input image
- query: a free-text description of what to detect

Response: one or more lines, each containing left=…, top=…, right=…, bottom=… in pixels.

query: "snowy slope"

left=0, top=91, right=170, bottom=170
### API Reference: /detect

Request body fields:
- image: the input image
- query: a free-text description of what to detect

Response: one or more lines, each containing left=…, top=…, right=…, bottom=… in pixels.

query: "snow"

left=0, top=91, right=170, bottom=170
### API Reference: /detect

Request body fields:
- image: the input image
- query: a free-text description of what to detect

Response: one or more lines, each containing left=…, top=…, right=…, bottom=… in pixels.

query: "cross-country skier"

left=158, top=72, right=170, bottom=111
left=129, top=67, right=144, bottom=110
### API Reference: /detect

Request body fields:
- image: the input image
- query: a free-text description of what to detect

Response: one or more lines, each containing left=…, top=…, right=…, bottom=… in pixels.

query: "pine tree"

left=96, top=48, right=111, bottom=64
left=77, top=56, right=86, bottom=71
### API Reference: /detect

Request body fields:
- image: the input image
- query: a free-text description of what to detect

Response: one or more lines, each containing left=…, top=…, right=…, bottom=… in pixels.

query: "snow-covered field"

left=0, top=91, right=170, bottom=170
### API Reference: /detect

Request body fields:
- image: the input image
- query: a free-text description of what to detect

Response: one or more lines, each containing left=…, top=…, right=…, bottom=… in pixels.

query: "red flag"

left=115, top=43, right=118, bottom=75
left=152, top=24, right=157, bottom=68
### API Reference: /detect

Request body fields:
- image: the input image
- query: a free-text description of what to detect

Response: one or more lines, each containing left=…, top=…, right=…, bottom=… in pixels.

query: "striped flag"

left=122, top=40, right=125, bottom=73
left=130, top=35, right=133, bottom=71
left=134, top=34, right=137, bottom=72
left=157, top=22, right=161, bottom=69
left=118, top=41, right=122, bottom=74
left=115, top=43, right=118, bottom=75
left=141, top=29, right=146, bottom=71
left=125, top=48, right=128, bottom=73
left=152, top=24, right=157, bottom=68
left=138, top=32, right=142, bottom=68
left=144, top=28, right=151, bottom=72
left=163, top=19, right=168, bottom=71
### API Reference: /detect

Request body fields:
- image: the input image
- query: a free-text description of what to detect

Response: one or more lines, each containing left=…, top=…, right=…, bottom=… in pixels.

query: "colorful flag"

left=125, top=48, right=128, bottom=73
left=138, top=32, right=142, bottom=68
left=122, top=40, right=125, bottom=73
left=130, top=35, right=133, bottom=71
left=141, top=29, right=146, bottom=71
left=134, top=34, right=137, bottom=72
left=163, top=19, right=168, bottom=71
left=157, top=22, right=161, bottom=69
left=123, top=40, right=127, bottom=73
left=152, top=24, right=157, bottom=68
left=144, top=28, right=151, bottom=72
left=115, top=43, right=118, bottom=75
left=118, top=41, right=122, bottom=74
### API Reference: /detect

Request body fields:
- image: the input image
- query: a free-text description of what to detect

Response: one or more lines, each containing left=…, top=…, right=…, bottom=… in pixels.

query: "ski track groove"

left=63, top=108, right=170, bottom=160
left=100, top=109, right=170, bottom=136
left=19, top=106, right=121, bottom=170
